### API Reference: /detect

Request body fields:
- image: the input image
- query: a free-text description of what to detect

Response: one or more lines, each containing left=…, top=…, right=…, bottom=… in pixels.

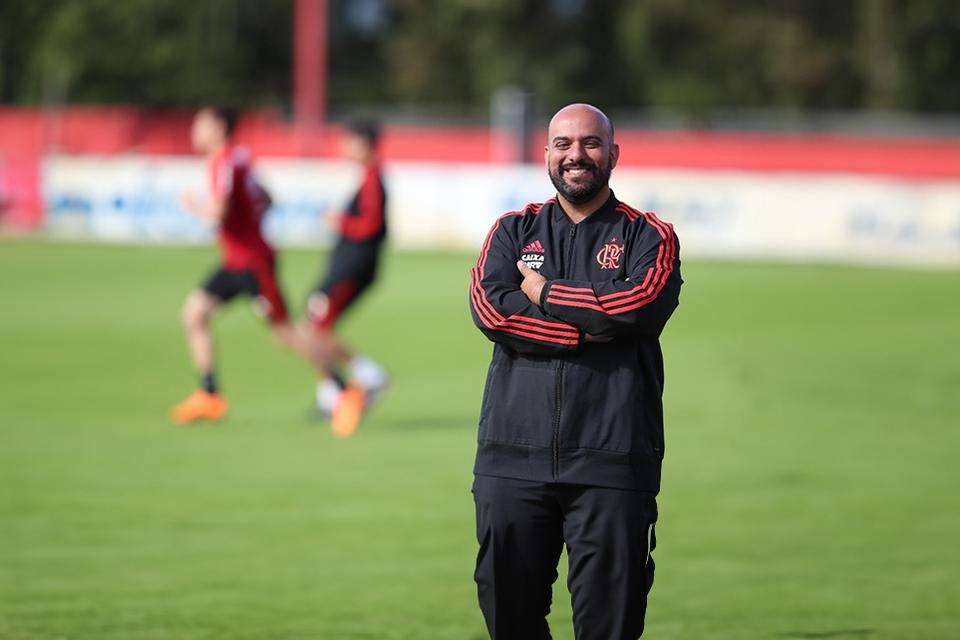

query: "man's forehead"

left=548, top=106, right=611, bottom=140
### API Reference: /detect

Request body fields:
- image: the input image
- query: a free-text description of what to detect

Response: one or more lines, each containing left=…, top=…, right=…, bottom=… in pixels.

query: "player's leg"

left=170, top=269, right=240, bottom=424
left=306, top=272, right=387, bottom=437
left=182, top=289, right=219, bottom=383
left=306, top=279, right=358, bottom=365
left=248, top=261, right=361, bottom=412
left=473, top=475, right=564, bottom=640
left=270, top=321, right=352, bottom=388
left=246, top=261, right=349, bottom=381
left=250, top=262, right=304, bottom=354
left=311, top=242, right=388, bottom=373
left=561, top=486, right=658, bottom=639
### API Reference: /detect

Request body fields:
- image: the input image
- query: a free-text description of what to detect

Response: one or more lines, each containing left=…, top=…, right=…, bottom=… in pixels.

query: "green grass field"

left=1, top=240, right=958, bottom=639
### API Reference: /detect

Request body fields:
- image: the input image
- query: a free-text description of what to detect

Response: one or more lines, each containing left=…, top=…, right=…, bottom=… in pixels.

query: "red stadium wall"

left=0, top=110, right=45, bottom=228
left=2, top=105, right=960, bottom=230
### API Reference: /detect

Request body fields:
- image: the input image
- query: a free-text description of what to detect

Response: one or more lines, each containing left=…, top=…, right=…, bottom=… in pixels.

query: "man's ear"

left=610, top=143, right=620, bottom=170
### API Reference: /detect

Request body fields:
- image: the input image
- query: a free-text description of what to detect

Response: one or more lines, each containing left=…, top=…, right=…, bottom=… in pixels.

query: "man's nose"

left=566, top=142, right=588, bottom=162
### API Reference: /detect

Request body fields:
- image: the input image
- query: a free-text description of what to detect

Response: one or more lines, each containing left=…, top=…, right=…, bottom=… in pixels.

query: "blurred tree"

left=895, top=0, right=960, bottom=112
left=4, top=0, right=291, bottom=107
left=617, top=1, right=865, bottom=118
left=385, top=0, right=632, bottom=115
left=0, top=0, right=957, bottom=118
left=0, top=1, right=62, bottom=103
left=858, top=0, right=899, bottom=109
left=329, top=0, right=391, bottom=107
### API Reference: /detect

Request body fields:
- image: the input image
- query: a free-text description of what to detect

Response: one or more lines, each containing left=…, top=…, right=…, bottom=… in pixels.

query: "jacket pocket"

left=559, top=346, right=660, bottom=457
left=480, top=356, right=556, bottom=448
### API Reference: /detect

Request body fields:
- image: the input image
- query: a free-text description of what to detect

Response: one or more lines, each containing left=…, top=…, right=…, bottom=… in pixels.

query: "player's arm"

left=252, top=179, right=273, bottom=213
left=340, top=174, right=384, bottom=241
left=182, top=157, right=236, bottom=227
left=537, top=218, right=682, bottom=338
left=470, top=216, right=583, bottom=356
left=182, top=192, right=228, bottom=226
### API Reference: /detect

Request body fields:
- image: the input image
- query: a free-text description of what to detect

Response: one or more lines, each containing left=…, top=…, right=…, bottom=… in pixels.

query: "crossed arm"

left=515, top=262, right=611, bottom=344
left=469, top=222, right=582, bottom=356
left=469, top=216, right=681, bottom=356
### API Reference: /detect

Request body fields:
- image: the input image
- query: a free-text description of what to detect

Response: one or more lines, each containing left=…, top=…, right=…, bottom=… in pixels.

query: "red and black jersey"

left=209, top=145, right=275, bottom=270
left=337, top=161, right=387, bottom=244
left=469, top=193, right=682, bottom=492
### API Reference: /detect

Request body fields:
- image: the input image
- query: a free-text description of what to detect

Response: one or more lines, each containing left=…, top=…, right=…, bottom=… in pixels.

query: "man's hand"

left=181, top=191, right=202, bottom=218
left=516, top=261, right=611, bottom=344
left=326, top=211, right=343, bottom=232
left=585, top=333, right=612, bottom=343
left=181, top=191, right=226, bottom=226
left=516, top=261, right=547, bottom=305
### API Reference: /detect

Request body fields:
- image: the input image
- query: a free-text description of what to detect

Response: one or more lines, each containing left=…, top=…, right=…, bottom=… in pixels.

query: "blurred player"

left=306, top=120, right=389, bottom=437
left=170, top=107, right=326, bottom=425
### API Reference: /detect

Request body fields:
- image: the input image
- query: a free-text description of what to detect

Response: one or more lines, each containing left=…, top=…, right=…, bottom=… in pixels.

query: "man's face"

left=190, top=110, right=224, bottom=154
left=545, top=109, right=618, bottom=205
left=340, top=131, right=369, bottom=163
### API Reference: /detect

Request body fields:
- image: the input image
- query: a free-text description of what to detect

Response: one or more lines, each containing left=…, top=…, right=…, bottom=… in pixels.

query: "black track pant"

left=472, top=475, right=658, bottom=640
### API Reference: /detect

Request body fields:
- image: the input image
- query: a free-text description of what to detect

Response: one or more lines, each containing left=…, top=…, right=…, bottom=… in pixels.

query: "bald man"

left=468, top=104, right=683, bottom=639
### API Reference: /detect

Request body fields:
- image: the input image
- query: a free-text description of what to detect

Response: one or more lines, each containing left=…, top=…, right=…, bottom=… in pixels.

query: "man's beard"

left=549, top=156, right=612, bottom=205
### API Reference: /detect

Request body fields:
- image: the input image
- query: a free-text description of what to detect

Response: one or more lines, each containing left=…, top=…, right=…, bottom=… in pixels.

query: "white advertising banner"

left=43, top=155, right=960, bottom=266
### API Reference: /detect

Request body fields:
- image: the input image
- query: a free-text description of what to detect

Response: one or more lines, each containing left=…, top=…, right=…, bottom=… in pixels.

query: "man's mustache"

left=561, top=162, right=599, bottom=172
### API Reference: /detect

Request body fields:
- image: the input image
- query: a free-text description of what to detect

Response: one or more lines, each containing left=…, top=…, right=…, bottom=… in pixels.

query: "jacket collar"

left=551, top=190, right=618, bottom=224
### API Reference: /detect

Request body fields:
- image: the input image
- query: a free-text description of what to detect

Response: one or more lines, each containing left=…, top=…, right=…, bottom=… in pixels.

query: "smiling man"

left=468, top=104, right=683, bottom=639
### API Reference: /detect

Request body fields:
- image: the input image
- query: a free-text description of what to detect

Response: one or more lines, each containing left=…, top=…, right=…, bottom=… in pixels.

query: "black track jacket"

left=469, top=193, right=682, bottom=491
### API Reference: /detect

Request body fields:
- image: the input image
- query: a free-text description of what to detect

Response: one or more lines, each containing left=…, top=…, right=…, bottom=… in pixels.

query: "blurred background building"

left=1, top=0, right=958, bottom=265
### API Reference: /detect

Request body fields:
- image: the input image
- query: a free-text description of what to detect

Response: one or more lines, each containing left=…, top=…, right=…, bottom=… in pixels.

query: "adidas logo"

left=520, top=239, right=545, bottom=270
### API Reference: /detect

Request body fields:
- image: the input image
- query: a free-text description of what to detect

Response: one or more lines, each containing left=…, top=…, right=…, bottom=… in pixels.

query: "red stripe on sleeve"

left=545, top=210, right=677, bottom=315
left=470, top=200, right=579, bottom=346
left=470, top=263, right=579, bottom=345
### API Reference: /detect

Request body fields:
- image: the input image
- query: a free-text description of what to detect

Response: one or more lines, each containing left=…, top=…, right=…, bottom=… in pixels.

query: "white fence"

left=43, top=155, right=960, bottom=266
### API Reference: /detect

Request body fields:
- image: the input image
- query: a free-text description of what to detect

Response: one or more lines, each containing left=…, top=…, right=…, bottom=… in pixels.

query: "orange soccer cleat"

left=331, top=385, right=366, bottom=439
left=169, top=390, right=228, bottom=425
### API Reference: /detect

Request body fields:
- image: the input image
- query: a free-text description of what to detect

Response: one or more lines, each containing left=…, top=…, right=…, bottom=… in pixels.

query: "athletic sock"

left=350, top=355, right=387, bottom=390
left=201, top=372, right=218, bottom=395
left=316, top=377, right=343, bottom=415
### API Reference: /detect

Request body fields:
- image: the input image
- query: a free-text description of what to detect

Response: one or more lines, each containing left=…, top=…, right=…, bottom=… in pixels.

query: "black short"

left=307, top=241, right=381, bottom=330
left=201, top=265, right=289, bottom=324
left=202, top=268, right=260, bottom=301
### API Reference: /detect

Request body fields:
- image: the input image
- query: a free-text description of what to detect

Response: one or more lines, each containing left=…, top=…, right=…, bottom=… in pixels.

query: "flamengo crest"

left=596, top=238, right=624, bottom=270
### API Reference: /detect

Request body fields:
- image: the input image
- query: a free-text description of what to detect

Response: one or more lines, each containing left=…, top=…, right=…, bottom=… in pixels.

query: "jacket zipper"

left=553, top=222, right=577, bottom=478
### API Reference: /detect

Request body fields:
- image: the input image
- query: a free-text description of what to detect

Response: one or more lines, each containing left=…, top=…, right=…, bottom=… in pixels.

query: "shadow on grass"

left=380, top=415, right=475, bottom=431
left=300, top=409, right=474, bottom=432
left=779, top=630, right=874, bottom=639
